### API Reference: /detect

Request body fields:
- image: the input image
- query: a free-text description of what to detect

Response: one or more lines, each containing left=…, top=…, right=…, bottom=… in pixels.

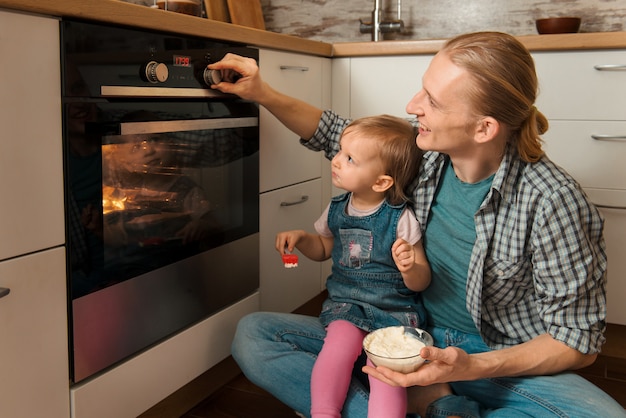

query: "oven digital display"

left=173, top=54, right=191, bottom=67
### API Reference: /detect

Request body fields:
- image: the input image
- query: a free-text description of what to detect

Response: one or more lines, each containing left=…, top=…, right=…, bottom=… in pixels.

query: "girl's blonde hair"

left=343, top=115, right=421, bottom=205
left=442, top=31, right=549, bottom=162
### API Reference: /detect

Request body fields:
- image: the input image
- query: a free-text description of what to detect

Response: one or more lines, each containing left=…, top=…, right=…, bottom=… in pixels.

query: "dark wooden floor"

left=142, top=291, right=626, bottom=417
left=140, top=292, right=326, bottom=418
left=181, top=373, right=298, bottom=418
left=179, top=293, right=328, bottom=418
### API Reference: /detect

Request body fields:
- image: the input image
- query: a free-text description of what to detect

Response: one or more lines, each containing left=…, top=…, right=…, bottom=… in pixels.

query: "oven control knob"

left=203, top=68, right=222, bottom=86
left=144, top=61, right=169, bottom=83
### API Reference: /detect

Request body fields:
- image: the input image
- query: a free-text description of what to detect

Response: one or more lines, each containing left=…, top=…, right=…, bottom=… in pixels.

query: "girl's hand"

left=392, top=238, right=416, bottom=272
left=275, top=229, right=307, bottom=254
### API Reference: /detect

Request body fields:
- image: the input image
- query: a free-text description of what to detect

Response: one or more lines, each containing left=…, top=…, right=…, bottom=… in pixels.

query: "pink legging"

left=310, top=320, right=407, bottom=418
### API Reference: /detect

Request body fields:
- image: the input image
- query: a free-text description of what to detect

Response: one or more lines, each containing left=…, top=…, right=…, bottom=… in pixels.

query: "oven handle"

left=101, top=85, right=231, bottom=99
left=120, top=117, right=259, bottom=135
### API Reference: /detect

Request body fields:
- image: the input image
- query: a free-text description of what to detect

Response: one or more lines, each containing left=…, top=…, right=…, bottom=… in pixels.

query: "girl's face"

left=405, top=51, right=478, bottom=158
left=331, top=130, right=385, bottom=195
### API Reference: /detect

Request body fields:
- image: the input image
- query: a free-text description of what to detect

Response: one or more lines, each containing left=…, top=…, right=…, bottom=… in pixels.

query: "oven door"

left=64, top=98, right=259, bottom=382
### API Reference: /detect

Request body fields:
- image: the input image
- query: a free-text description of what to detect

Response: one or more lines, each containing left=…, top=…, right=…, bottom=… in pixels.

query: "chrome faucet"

left=360, top=0, right=404, bottom=41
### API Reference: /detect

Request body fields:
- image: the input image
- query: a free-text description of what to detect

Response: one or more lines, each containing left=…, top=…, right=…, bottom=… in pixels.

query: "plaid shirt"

left=303, top=110, right=607, bottom=354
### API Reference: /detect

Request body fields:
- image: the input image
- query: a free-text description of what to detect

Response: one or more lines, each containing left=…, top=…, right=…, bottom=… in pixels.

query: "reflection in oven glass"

left=68, top=106, right=258, bottom=298
left=102, top=134, right=221, bottom=276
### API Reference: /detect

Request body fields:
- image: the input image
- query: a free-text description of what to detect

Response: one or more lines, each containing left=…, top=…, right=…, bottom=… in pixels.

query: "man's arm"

left=364, top=333, right=597, bottom=388
left=208, top=53, right=323, bottom=140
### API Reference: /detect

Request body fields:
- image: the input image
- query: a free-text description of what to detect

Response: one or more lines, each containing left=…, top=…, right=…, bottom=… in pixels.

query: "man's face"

left=405, top=51, right=479, bottom=158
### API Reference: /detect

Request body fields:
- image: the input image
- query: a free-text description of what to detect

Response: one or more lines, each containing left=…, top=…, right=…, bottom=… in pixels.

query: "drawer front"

left=0, top=247, right=69, bottom=417
left=534, top=50, right=626, bottom=121
left=543, top=120, right=626, bottom=191
left=259, top=50, right=328, bottom=192
left=260, top=179, right=323, bottom=312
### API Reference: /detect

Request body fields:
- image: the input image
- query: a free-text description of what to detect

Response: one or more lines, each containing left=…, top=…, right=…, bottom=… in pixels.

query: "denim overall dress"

left=319, top=193, right=426, bottom=332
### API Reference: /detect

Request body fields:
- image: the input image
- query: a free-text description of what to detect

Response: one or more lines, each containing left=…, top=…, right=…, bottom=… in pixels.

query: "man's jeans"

left=231, top=312, right=626, bottom=417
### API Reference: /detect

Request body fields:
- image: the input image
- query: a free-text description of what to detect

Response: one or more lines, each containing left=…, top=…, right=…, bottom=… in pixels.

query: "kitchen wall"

left=260, top=0, right=625, bottom=42
left=124, top=0, right=625, bottom=43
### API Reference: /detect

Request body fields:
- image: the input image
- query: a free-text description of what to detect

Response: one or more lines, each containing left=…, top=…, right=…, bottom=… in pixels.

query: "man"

left=208, top=32, right=625, bottom=417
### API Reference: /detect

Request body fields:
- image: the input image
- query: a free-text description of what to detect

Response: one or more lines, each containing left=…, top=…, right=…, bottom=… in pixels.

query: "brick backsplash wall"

left=127, top=0, right=625, bottom=43
left=260, top=0, right=626, bottom=42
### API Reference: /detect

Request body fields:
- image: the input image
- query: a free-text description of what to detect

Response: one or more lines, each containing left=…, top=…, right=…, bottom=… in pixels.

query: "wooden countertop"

left=333, top=31, right=626, bottom=57
left=2, top=0, right=625, bottom=57
left=0, top=0, right=332, bottom=56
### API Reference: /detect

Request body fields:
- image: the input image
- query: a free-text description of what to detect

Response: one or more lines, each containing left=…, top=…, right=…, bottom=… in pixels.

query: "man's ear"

left=372, top=175, right=394, bottom=193
left=474, top=116, right=500, bottom=144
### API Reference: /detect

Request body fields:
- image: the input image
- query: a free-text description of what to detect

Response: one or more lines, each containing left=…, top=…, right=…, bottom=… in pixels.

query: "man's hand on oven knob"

left=203, top=67, right=242, bottom=88
left=144, top=61, right=169, bottom=83
left=203, top=68, right=222, bottom=86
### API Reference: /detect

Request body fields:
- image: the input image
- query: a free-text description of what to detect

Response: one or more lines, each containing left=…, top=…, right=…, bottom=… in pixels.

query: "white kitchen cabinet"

left=543, top=120, right=626, bottom=191
left=534, top=50, right=626, bottom=121
left=258, top=49, right=332, bottom=311
left=534, top=50, right=626, bottom=325
left=260, top=180, right=325, bottom=312
left=341, top=55, right=433, bottom=119
left=259, top=49, right=331, bottom=193
left=0, top=248, right=70, bottom=418
left=0, top=10, right=64, bottom=261
left=0, top=10, right=70, bottom=418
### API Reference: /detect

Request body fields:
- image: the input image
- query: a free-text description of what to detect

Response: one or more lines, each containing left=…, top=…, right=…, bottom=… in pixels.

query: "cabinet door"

left=260, top=179, right=323, bottom=312
left=0, top=248, right=69, bottom=418
left=597, top=204, right=626, bottom=325
left=259, top=50, right=330, bottom=192
left=534, top=50, right=626, bottom=121
left=584, top=188, right=626, bottom=325
left=349, top=55, right=432, bottom=119
left=543, top=121, right=626, bottom=325
left=0, top=11, right=64, bottom=261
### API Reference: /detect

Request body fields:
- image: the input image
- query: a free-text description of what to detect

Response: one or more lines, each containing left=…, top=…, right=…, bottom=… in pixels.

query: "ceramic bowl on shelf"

left=363, top=326, right=433, bottom=373
left=536, top=17, right=581, bottom=34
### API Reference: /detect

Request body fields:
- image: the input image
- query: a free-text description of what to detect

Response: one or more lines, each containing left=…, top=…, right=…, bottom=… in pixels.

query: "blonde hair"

left=442, top=32, right=549, bottom=162
left=343, top=115, right=421, bottom=205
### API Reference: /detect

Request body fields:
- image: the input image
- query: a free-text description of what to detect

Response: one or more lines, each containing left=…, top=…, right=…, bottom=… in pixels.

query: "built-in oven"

left=61, top=20, right=259, bottom=383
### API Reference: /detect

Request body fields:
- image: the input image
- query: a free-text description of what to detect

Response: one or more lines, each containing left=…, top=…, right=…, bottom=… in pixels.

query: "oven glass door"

left=65, top=98, right=259, bottom=382
left=65, top=99, right=259, bottom=299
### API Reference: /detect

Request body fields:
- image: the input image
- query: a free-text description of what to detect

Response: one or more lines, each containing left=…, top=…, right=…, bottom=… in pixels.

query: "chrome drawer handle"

left=280, top=195, right=309, bottom=207
left=279, top=65, right=310, bottom=72
left=596, top=204, right=626, bottom=210
left=591, top=134, right=626, bottom=141
left=593, top=64, right=626, bottom=71
left=0, top=288, right=10, bottom=299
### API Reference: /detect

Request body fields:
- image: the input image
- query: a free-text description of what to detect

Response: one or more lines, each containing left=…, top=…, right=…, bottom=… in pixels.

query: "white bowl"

left=363, top=326, right=433, bottom=373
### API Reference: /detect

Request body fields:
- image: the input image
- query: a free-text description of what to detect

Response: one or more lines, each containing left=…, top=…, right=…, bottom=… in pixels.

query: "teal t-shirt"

left=422, top=160, right=494, bottom=333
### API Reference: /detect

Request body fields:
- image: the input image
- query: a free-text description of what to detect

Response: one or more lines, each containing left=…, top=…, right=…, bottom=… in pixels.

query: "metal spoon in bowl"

left=403, top=327, right=434, bottom=347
